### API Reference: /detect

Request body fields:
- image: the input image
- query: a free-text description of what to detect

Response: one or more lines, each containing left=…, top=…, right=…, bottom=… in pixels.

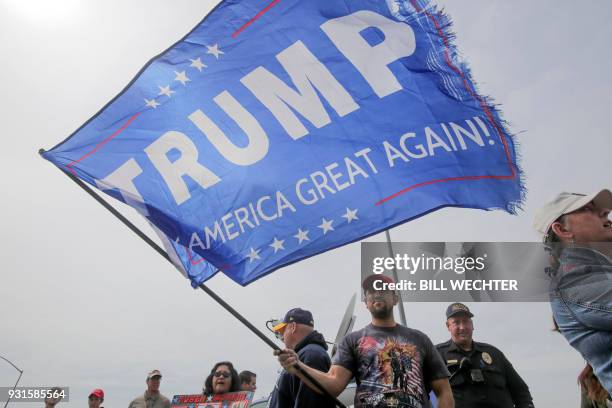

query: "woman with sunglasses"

left=203, top=361, right=241, bottom=397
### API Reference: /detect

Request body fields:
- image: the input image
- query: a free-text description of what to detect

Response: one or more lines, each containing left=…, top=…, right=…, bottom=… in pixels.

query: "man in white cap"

left=128, top=369, right=171, bottom=408
left=534, top=189, right=612, bottom=395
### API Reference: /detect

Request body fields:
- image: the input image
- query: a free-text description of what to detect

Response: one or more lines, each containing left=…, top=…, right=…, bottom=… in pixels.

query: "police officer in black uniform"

left=435, top=303, right=535, bottom=408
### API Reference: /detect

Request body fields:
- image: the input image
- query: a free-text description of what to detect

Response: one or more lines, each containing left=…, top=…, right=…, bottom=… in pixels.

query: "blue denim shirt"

left=550, top=246, right=612, bottom=395
left=554, top=247, right=612, bottom=311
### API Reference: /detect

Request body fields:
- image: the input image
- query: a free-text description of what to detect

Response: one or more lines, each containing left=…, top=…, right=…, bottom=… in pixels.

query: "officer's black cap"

left=446, top=302, right=474, bottom=319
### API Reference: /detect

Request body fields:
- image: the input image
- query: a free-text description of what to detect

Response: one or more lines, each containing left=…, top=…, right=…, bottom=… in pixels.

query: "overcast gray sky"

left=1, top=0, right=611, bottom=407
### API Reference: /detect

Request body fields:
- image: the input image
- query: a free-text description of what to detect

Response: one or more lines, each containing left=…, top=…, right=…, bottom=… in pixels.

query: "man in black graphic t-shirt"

left=275, top=274, right=454, bottom=408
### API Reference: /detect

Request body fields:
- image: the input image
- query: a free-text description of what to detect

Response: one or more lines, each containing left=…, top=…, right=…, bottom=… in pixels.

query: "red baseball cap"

left=89, top=389, right=104, bottom=399
left=362, top=274, right=395, bottom=292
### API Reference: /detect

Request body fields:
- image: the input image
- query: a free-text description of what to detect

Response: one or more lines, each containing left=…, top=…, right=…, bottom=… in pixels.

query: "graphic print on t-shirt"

left=356, top=335, right=426, bottom=408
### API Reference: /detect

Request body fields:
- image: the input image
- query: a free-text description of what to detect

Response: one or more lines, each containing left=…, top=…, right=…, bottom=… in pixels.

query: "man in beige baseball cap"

left=128, top=369, right=171, bottom=408
left=533, top=189, right=612, bottom=396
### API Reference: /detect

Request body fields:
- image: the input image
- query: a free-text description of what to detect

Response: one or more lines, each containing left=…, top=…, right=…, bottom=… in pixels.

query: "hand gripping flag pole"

left=39, top=149, right=346, bottom=408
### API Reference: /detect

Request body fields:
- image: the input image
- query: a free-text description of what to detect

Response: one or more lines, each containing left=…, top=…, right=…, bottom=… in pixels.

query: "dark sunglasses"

left=214, top=371, right=231, bottom=378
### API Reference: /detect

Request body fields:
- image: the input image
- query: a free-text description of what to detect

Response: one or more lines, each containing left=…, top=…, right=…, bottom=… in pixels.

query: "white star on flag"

left=294, top=228, right=310, bottom=244
left=342, top=208, right=359, bottom=223
left=189, top=57, right=207, bottom=72
left=269, top=237, right=285, bottom=253
left=144, top=98, right=160, bottom=109
left=158, top=85, right=175, bottom=98
left=206, top=44, right=224, bottom=59
left=247, top=247, right=260, bottom=263
left=174, top=71, right=190, bottom=86
left=318, top=218, right=334, bottom=234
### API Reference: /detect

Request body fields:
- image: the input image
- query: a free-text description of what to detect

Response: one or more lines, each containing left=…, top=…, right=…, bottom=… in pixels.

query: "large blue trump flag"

left=43, top=0, right=524, bottom=286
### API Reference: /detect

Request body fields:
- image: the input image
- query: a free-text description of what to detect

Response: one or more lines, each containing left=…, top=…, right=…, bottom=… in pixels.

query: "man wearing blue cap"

left=269, top=308, right=334, bottom=408
left=436, top=303, right=534, bottom=408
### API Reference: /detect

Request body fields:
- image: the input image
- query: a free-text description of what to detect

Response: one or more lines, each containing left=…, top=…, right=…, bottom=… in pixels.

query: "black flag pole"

left=39, top=149, right=346, bottom=408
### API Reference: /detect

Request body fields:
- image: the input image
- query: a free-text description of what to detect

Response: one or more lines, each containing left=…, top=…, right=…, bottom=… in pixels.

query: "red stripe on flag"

left=66, top=112, right=141, bottom=175
left=232, top=0, right=282, bottom=38
left=375, top=174, right=515, bottom=206
left=376, top=2, right=518, bottom=205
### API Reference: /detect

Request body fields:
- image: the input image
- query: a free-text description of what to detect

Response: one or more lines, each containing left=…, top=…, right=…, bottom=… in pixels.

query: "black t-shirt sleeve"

left=331, top=332, right=357, bottom=373
left=423, top=334, right=450, bottom=384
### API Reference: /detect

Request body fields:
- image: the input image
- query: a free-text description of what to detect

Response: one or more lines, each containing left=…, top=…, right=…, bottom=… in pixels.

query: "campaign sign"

left=171, top=392, right=252, bottom=408
left=42, top=0, right=523, bottom=286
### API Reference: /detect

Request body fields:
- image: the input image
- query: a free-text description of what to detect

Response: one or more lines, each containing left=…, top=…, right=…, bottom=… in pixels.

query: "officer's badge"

left=481, top=352, right=493, bottom=365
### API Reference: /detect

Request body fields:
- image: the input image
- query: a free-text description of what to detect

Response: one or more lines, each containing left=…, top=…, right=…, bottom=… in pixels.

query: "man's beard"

left=370, top=304, right=393, bottom=319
